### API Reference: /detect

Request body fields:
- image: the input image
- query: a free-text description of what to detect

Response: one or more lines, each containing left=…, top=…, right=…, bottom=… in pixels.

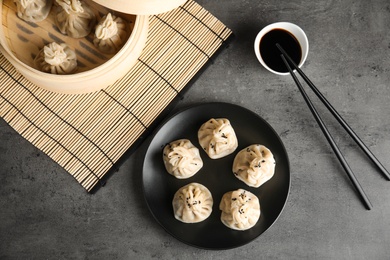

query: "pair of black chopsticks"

left=276, top=43, right=390, bottom=210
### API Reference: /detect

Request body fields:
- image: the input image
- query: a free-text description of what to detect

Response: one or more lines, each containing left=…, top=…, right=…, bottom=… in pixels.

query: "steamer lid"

left=92, top=0, right=187, bottom=15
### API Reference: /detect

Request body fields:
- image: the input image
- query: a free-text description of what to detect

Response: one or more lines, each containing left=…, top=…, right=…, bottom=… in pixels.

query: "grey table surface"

left=1, top=0, right=390, bottom=259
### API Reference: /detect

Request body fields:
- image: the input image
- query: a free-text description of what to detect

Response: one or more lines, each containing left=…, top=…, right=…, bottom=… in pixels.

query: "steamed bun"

left=198, top=118, right=238, bottom=159
left=163, top=139, right=203, bottom=179
left=172, top=183, right=213, bottom=223
left=219, top=189, right=260, bottom=231
left=55, top=0, right=96, bottom=38
left=14, top=0, right=53, bottom=22
left=34, top=42, right=77, bottom=74
left=232, top=144, right=276, bottom=188
left=93, top=13, right=128, bottom=54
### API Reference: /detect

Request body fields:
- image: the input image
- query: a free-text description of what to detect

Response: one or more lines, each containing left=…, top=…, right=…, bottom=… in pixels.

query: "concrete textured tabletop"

left=1, top=0, right=390, bottom=259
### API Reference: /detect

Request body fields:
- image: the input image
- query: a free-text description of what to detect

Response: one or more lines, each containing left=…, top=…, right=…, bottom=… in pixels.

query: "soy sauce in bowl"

left=259, top=29, right=302, bottom=73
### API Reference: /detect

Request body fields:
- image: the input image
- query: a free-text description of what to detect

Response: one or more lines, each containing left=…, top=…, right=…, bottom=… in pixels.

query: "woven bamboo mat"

left=0, top=0, right=232, bottom=192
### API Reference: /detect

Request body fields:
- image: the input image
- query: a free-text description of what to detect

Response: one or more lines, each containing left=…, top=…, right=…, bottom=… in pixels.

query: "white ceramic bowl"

left=0, top=1, right=149, bottom=94
left=254, top=22, right=309, bottom=75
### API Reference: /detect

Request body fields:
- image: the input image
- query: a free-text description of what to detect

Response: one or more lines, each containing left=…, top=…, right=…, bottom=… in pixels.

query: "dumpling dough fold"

left=219, top=189, right=260, bottom=231
left=172, top=183, right=213, bottom=223
left=198, top=118, right=238, bottom=159
left=34, top=42, right=77, bottom=74
left=14, top=0, right=53, bottom=22
left=55, top=0, right=96, bottom=38
left=163, top=139, right=203, bottom=179
left=232, top=144, right=276, bottom=188
left=93, top=13, right=128, bottom=54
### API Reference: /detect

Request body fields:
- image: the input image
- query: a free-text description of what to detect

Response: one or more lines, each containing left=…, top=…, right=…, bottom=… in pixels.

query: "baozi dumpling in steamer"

left=93, top=13, right=128, bottom=54
left=232, top=144, right=276, bottom=188
left=198, top=118, right=238, bottom=159
left=54, top=0, right=96, bottom=38
left=14, top=0, right=53, bottom=22
left=163, top=139, right=203, bottom=179
left=219, top=189, right=260, bottom=231
left=34, top=42, right=77, bottom=74
left=172, top=183, right=213, bottom=223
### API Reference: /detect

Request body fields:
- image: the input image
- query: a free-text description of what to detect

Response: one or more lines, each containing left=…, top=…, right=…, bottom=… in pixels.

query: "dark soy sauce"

left=259, top=29, right=302, bottom=73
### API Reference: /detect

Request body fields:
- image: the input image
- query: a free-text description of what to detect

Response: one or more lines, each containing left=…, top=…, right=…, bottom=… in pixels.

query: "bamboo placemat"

left=0, top=1, right=232, bottom=192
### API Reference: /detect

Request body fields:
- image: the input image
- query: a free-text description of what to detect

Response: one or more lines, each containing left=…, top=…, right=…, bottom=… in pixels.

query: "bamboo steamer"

left=92, top=0, right=187, bottom=15
left=0, top=0, right=186, bottom=94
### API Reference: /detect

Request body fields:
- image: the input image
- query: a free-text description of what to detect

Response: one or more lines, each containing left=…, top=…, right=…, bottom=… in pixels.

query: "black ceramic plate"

left=142, top=102, right=290, bottom=249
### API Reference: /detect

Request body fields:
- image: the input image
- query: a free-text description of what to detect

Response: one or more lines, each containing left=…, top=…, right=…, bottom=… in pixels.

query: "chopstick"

left=277, top=46, right=374, bottom=210
left=276, top=44, right=390, bottom=181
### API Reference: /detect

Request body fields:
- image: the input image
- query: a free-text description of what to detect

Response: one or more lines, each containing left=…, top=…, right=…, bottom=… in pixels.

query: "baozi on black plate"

left=219, top=189, right=260, bottom=231
left=232, top=144, right=276, bottom=188
left=34, top=42, right=77, bottom=74
left=198, top=118, right=238, bottom=159
left=163, top=139, right=203, bottom=179
left=172, top=183, right=213, bottom=223
left=14, top=0, right=53, bottom=22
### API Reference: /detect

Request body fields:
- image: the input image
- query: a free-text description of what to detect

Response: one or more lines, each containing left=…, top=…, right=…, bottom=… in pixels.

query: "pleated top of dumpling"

left=95, top=13, right=118, bottom=40
left=34, top=42, right=77, bottom=74
left=163, top=139, right=203, bottom=179
left=15, top=0, right=53, bottom=22
left=55, top=0, right=96, bottom=38
left=219, top=189, right=260, bottom=231
left=198, top=118, right=238, bottom=159
left=232, top=144, right=276, bottom=188
left=93, top=13, right=128, bottom=54
left=172, top=183, right=213, bottom=223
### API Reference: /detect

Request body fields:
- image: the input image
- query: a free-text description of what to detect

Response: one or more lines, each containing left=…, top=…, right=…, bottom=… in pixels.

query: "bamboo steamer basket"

left=92, top=0, right=187, bottom=15
left=0, top=0, right=186, bottom=94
